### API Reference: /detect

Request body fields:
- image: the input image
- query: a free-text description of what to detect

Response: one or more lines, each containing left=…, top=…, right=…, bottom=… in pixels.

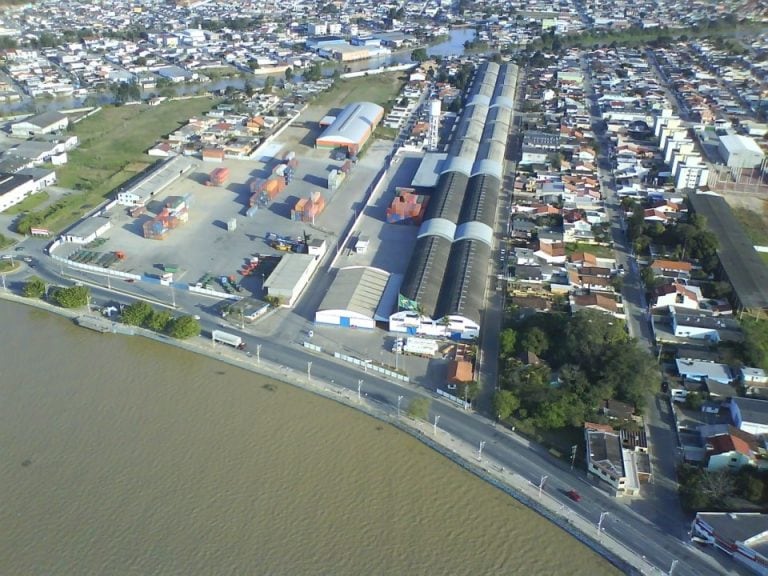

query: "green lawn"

left=733, top=207, right=768, bottom=246
left=565, top=242, right=615, bottom=258
left=311, top=72, right=408, bottom=108
left=4, top=191, right=49, bottom=215
left=761, top=252, right=768, bottom=266
left=24, top=97, right=215, bottom=233
left=0, top=233, right=14, bottom=249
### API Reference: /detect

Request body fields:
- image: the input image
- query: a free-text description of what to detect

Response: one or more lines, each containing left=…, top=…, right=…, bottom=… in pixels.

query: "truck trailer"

left=212, top=329, right=246, bottom=350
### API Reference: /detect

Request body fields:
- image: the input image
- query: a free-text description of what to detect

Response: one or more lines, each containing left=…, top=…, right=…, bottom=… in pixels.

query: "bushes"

left=120, top=301, right=200, bottom=339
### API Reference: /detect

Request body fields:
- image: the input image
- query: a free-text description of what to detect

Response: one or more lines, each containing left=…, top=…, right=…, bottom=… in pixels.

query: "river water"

left=0, top=301, right=617, bottom=575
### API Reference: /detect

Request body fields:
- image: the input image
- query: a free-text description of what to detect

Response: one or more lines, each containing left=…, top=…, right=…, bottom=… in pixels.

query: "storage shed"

left=315, top=102, right=384, bottom=153
left=263, top=253, right=319, bottom=307
left=315, top=266, right=390, bottom=329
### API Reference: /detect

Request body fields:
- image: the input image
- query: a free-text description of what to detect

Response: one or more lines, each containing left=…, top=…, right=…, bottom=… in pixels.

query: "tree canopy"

left=121, top=301, right=152, bottom=326
left=51, top=285, right=90, bottom=308
left=407, top=397, right=431, bottom=421
left=23, top=276, right=46, bottom=299
left=168, top=315, right=201, bottom=339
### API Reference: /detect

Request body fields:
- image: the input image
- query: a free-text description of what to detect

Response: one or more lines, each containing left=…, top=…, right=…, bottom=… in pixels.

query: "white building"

left=691, top=513, right=768, bottom=576
left=11, top=111, right=69, bottom=137
left=584, top=426, right=641, bottom=496
left=263, top=253, right=319, bottom=307
left=718, top=134, right=765, bottom=169
left=674, top=159, right=709, bottom=191
left=60, top=215, right=112, bottom=244
left=315, top=266, right=390, bottom=330
left=0, top=173, right=36, bottom=212
left=388, top=310, right=480, bottom=340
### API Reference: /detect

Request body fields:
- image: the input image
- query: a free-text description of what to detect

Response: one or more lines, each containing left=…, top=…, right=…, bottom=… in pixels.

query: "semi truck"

left=212, top=330, right=246, bottom=350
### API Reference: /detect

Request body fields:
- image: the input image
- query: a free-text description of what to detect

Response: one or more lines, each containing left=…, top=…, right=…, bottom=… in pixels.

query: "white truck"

left=212, top=329, right=246, bottom=350
left=403, top=337, right=439, bottom=357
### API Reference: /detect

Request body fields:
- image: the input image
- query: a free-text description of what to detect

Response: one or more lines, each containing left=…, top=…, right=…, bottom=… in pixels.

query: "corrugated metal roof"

left=400, top=235, right=453, bottom=317
left=454, top=221, right=493, bottom=246
left=417, top=217, right=456, bottom=242
left=316, top=101, right=384, bottom=146
left=435, top=239, right=491, bottom=323
left=318, top=266, right=390, bottom=318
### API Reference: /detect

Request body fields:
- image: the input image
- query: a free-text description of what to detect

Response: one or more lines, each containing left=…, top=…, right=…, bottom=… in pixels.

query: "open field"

left=565, top=242, right=614, bottom=258
left=311, top=72, right=407, bottom=108
left=732, top=205, right=768, bottom=246
left=4, top=190, right=49, bottom=215
left=25, top=98, right=215, bottom=233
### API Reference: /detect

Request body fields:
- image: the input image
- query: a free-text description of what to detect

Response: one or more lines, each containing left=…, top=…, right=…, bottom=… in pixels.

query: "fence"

left=334, top=351, right=409, bottom=382
left=436, top=388, right=471, bottom=410
left=50, top=253, right=142, bottom=281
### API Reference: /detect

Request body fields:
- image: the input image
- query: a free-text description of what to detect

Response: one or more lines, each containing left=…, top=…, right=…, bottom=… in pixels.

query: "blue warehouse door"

left=407, top=326, right=417, bottom=335
left=340, top=316, right=351, bottom=327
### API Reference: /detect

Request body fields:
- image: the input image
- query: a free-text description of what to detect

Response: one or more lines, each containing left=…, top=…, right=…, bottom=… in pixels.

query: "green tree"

left=406, top=397, right=431, bottom=420
left=168, top=315, right=201, bottom=339
left=263, top=75, right=275, bottom=94
left=499, top=328, right=517, bottom=357
left=23, top=276, right=46, bottom=299
left=146, top=310, right=173, bottom=332
left=519, top=326, right=548, bottom=355
left=121, top=301, right=153, bottom=326
left=493, top=390, right=520, bottom=420
left=411, top=47, right=428, bottom=63
left=284, top=67, right=294, bottom=82
left=685, top=391, right=704, bottom=411
left=742, top=318, right=768, bottom=370
left=640, top=266, right=659, bottom=290
left=52, top=285, right=90, bottom=308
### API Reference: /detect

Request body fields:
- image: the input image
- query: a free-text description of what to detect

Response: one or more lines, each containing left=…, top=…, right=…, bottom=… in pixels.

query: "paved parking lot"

left=50, top=102, right=393, bottom=297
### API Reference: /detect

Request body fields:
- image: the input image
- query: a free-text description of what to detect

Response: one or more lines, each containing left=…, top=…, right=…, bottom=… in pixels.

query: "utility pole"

left=397, top=395, right=403, bottom=418
left=570, top=444, right=578, bottom=470
left=256, top=344, right=261, bottom=364
left=307, top=361, right=312, bottom=383
left=597, top=512, right=609, bottom=538
left=478, top=440, right=485, bottom=461
left=433, top=414, right=440, bottom=436
left=357, top=379, right=362, bottom=402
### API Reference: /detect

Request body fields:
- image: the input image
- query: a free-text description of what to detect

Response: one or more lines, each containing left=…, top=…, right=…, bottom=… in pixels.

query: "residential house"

left=570, top=292, right=624, bottom=317
left=675, top=358, right=732, bottom=385
left=650, top=259, right=692, bottom=279
left=705, top=427, right=762, bottom=471
left=669, top=306, right=742, bottom=343
left=651, top=282, right=701, bottom=311
left=728, top=398, right=768, bottom=436
left=740, top=367, right=768, bottom=396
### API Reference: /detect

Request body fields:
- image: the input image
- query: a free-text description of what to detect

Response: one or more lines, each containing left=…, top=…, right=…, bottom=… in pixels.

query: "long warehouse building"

left=392, top=61, right=517, bottom=339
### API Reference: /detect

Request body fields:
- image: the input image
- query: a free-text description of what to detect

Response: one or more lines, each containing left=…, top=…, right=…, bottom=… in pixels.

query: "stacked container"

left=328, top=169, right=346, bottom=190
left=207, top=167, right=230, bottom=186
left=386, top=187, right=429, bottom=225
left=291, top=191, right=325, bottom=223
left=249, top=176, right=286, bottom=206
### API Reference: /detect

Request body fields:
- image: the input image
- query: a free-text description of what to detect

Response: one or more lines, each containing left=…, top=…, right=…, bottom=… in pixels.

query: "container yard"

left=386, top=187, right=429, bottom=225
left=207, top=166, right=230, bottom=186
left=291, top=191, right=325, bottom=223
left=143, top=195, right=190, bottom=240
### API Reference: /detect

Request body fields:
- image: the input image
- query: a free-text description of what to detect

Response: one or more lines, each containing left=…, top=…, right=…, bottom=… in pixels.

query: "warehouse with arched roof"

left=315, top=266, right=392, bottom=329
left=315, top=101, right=385, bottom=153
left=392, top=62, right=518, bottom=340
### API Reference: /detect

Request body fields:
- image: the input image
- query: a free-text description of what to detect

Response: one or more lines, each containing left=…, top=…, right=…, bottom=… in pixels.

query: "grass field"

left=733, top=206, right=768, bottom=246
left=761, top=252, right=768, bottom=266
left=565, top=242, right=615, bottom=258
left=312, top=72, right=407, bottom=109
left=28, top=97, right=215, bottom=232
left=4, top=191, right=49, bottom=215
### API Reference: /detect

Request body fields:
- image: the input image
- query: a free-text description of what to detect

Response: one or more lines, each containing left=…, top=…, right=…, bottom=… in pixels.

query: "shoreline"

left=0, top=291, right=640, bottom=575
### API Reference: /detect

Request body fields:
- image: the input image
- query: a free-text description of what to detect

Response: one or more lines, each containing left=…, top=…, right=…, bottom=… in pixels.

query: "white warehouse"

left=717, top=134, right=765, bottom=169
left=315, top=266, right=391, bottom=329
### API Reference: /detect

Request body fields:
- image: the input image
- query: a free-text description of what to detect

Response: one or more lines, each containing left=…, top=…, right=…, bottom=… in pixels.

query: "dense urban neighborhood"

left=1, top=0, right=768, bottom=574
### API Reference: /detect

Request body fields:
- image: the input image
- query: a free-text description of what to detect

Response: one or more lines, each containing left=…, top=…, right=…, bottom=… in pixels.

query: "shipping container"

left=249, top=192, right=260, bottom=207
left=261, top=176, right=286, bottom=201
left=249, top=177, right=266, bottom=195
left=272, top=164, right=287, bottom=177
left=283, top=150, right=296, bottom=162
left=246, top=205, right=259, bottom=217
left=130, top=205, right=146, bottom=218
left=285, top=158, right=299, bottom=169
left=340, top=160, right=353, bottom=174
left=328, top=169, right=346, bottom=190
left=227, top=217, right=237, bottom=232
left=208, top=166, right=230, bottom=186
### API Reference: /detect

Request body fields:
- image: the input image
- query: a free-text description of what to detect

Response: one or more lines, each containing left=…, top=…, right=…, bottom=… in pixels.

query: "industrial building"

left=315, top=266, right=393, bottom=329
left=717, top=134, right=765, bottom=169
left=116, top=156, right=195, bottom=207
left=391, top=62, right=518, bottom=340
left=263, top=253, right=320, bottom=307
left=0, top=172, right=36, bottom=213
left=60, top=215, right=112, bottom=244
left=11, top=111, right=69, bottom=137
left=315, top=101, right=384, bottom=154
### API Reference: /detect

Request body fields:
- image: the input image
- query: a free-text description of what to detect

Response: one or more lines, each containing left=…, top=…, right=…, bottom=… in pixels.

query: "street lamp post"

left=668, top=559, right=678, bottom=576
left=537, top=475, right=548, bottom=499
left=357, top=379, right=362, bottom=402
left=433, top=414, right=440, bottom=436
left=597, top=512, right=609, bottom=538
left=570, top=444, right=578, bottom=470
left=1, top=274, right=5, bottom=291
left=256, top=344, right=261, bottom=364
left=478, top=440, right=485, bottom=461
left=397, top=395, right=403, bottom=418
left=307, top=361, right=312, bottom=383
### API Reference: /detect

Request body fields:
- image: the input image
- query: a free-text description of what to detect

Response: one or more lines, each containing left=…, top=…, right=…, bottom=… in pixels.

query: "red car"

left=566, top=489, right=581, bottom=502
